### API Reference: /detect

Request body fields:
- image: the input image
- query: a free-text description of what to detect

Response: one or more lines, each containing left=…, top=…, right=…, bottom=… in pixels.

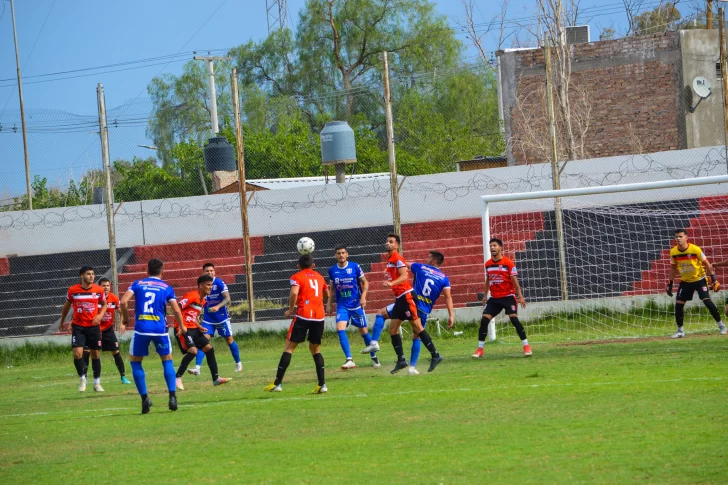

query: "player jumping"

left=173, top=275, right=231, bottom=390
left=264, top=254, right=329, bottom=394
left=120, top=259, right=185, bottom=414
left=473, top=238, right=531, bottom=358
left=666, top=229, right=725, bottom=337
left=326, top=245, right=380, bottom=369
left=364, top=251, right=454, bottom=375
left=381, top=234, right=443, bottom=374
left=60, top=266, right=107, bottom=392
left=191, top=263, right=243, bottom=375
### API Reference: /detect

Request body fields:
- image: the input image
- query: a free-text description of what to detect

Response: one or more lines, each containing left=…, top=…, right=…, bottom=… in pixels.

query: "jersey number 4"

left=143, top=292, right=156, bottom=313
left=309, top=279, right=319, bottom=297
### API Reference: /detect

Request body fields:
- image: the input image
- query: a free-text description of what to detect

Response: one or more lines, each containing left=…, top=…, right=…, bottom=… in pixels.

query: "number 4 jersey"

left=129, top=277, right=177, bottom=334
left=290, top=270, right=328, bottom=320
left=411, top=262, right=451, bottom=315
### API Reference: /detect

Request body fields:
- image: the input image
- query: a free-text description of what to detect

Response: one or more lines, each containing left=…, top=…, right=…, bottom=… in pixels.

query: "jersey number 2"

left=143, top=292, right=156, bottom=313
left=309, top=279, right=319, bottom=297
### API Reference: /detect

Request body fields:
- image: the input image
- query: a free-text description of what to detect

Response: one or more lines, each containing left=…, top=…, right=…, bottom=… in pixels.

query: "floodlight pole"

left=10, top=0, right=32, bottom=210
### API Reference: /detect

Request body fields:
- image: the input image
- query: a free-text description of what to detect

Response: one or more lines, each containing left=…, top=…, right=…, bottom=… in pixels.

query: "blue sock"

left=410, top=339, right=422, bottom=367
left=130, top=361, right=147, bottom=396
left=196, top=349, right=205, bottom=367
left=162, top=359, right=176, bottom=392
left=362, top=333, right=376, bottom=358
left=372, top=314, right=385, bottom=342
left=337, top=330, right=352, bottom=359
left=228, top=341, right=241, bottom=363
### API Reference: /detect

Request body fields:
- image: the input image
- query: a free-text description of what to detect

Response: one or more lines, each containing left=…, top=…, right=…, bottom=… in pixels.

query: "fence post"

left=231, top=68, right=256, bottom=322
left=382, top=51, right=402, bottom=244
left=96, top=83, right=118, bottom=295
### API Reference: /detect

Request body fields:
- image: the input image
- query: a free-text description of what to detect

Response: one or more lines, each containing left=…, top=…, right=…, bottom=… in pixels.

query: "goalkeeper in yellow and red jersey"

left=666, top=229, right=725, bottom=338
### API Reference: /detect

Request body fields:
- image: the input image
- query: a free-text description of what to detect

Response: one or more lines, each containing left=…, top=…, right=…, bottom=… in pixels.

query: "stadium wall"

left=0, top=145, right=725, bottom=257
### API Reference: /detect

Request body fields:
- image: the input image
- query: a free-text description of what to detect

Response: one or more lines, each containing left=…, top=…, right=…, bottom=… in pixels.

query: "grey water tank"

left=320, top=121, right=356, bottom=165
left=204, top=136, right=237, bottom=172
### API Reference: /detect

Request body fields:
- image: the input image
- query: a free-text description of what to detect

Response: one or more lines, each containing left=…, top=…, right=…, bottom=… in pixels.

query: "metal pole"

left=719, top=7, right=728, bottom=173
left=382, top=51, right=402, bottom=242
left=707, top=0, right=713, bottom=29
left=481, top=200, right=497, bottom=341
left=206, top=60, right=219, bottom=135
left=97, top=84, right=118, bottom=296
left=231, top=69, right=256, bottom=323
left=544, top=41, right=569, bottom=301
left=10, top=0, right=32, bottom=210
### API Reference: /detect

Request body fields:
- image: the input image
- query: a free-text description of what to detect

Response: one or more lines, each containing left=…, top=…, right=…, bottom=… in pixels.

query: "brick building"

left=498, top=30, right=725, bottom=165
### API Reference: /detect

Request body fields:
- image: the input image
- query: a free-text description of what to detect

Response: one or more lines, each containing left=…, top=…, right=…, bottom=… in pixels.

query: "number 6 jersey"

left=290, top=270, right=328, bottom=320
left=411, top=262, right=451, bottom=316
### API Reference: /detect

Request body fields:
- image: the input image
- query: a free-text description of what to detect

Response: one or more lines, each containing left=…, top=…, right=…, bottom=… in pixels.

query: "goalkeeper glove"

left=666, top=280, right=673, bottom=297
left=708, top=275, right=720, bottom=292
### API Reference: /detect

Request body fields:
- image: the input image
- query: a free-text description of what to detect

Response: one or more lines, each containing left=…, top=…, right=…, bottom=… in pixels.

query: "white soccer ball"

left=297, top=237, right=315, bottom=255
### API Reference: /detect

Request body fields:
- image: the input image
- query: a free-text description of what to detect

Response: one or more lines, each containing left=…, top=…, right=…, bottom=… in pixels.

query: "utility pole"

left=97, top=84, right=118, bottom=296
left=720, top=7, right=728, bottom=172
left=231, top=68, right=256, bottom=323
left=707, top=0, right=714, bottom=29
left=382, top=51, right=402, bottom=243
left=10, top=0, right=32, bottom=210
left=265, top=0, right=289, bottom=33
left=194, top=54, right=232, bottom=136
left=544, top=40, right=569, bottom=301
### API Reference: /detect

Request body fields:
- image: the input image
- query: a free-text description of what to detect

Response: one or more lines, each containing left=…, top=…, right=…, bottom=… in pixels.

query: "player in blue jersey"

left=191, top=263, right=243, bottom=375
left=363, top=250, right=454, bottom=375
left=325, top=246, right=380, bottom=369
left=119, top=258, right=186, bottom=414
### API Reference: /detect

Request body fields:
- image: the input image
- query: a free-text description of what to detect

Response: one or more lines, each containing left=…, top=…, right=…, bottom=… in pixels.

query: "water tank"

left=204, top=136, right=237, bottom=172
left=320, top=121, right=356, bottom=166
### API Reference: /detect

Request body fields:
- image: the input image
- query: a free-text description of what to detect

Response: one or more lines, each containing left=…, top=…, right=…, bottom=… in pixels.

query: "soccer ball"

left=297, top=237, right=315, bottom=255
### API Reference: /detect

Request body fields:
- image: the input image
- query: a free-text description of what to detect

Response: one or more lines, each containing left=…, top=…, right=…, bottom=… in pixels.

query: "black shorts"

left=483, top=296, right=519, bottom=317
left=390, top=293, right=419, bottom=321
left=175, top=328, right=210, bottom=353
left=72, top=325, right=101, bottom=350
left=287, top=317, right=324, bottom=344
left=100, top=327, right=120, bottom=352
left=677, top=279, right=710, bottom=301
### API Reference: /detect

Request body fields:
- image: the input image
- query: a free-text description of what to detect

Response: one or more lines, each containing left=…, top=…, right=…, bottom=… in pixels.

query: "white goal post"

left=480, top=175, right=728, bottom=342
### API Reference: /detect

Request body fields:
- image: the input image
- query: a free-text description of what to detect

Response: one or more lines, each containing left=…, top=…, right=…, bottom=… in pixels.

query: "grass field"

left=0, top=325, right=726, bottom=484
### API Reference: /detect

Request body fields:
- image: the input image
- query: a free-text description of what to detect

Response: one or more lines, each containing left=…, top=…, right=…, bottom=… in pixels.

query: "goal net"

left=481, top=176, right=728, bottom=342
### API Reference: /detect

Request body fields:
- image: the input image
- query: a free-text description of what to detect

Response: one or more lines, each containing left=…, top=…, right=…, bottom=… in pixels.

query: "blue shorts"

left=201, top=320, right=233, bottom=338
left=129, top=332, right=172, bottom=357
left=385, top=304, right=428, bottom=327
left=336, top=307, right=367, bottom=328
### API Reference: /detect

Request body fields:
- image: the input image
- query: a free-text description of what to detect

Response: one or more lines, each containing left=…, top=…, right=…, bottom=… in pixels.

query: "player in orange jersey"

left=173, top=275, right=231, bottom=389
left=60, top=266, right=107, bottom=392
left=264, top=254, right=329, bottom=394
left=81, top=278, right=131, bottom=385
left=383, top=234, right=443, bottom=375
left=473, top=238, right=530, bottom=359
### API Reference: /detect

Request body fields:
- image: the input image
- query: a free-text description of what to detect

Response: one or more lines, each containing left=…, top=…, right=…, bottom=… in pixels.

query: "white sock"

left=93, top=378, right=100, bottom=385
left=195, top=365, right=201, bottom=371
left=718, top=321, right=725, bottom=327
left=478, top=341, right=485, bottom=348
left=371, top=340, right=378, bottom=345
left=522, top=339, right=529, bottom=346
left=80, top=375, right=86, bottom=380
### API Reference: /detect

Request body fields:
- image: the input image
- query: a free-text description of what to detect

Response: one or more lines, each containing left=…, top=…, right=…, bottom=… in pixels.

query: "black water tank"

left=204, top=136, right=236, bottom=172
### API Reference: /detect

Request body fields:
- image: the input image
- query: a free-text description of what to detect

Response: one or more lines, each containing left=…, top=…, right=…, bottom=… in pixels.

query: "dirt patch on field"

left=557, top=333, right=719, bottom=347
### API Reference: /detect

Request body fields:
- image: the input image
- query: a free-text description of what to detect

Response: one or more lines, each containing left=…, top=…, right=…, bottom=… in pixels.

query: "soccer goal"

left=480, top=175, right=728, bottom=342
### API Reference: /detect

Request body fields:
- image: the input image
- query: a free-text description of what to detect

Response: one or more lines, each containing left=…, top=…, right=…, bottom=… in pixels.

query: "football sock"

left=162, top=359, right=176, bottom=393
left=130, top=361, right=147, bottom=396
left=478, top=341, right=485, bottom=349
left=94, top=377, right=101, bottom=385
left=205, top=347, right=219, bottom=382
left=313, top=352, right=325, bottom=386
left=372, top=314, right=385, bottom=342
left=361, top=333, right=376, bottom=358
left=391, top=333, right=405, bottom=361
left=410, top=338, right=422, bottom=367
left=703, top=299, right=721, bottom=322
left=675, top=302, right=685, bottom=327
left=337, top=330, right=352, bottom=359
left=73, top=357, right=86, bottom=377
left=113, top=352, right=126, bottom=377
left=91, top=357, right=101, bottom=379
left=176, top=353, right=196, bottom=378
left=418, top=330, right=439, bottom=357
left=228, top=341, right=241, bottom=363
left=522, top=339, right=529, bottom=346
left=274, top=352, right=292, bottom=385
left=82, top=350, right=90, bottom=369
left=478, top=316, right=491, bottom=342
left=510, top=317, right=527, bottom=341
left=195, top=349, right=206, bottom=367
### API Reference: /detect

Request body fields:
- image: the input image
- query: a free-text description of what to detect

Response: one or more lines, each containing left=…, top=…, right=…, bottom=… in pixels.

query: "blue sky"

left=0, top=0, right=696, bottom=199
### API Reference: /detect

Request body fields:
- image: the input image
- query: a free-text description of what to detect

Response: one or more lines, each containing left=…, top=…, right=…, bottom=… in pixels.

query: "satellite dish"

left=692, top=76, right=712, bottom=99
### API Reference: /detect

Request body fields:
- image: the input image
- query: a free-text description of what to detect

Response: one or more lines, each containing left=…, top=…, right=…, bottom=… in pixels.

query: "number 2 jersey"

left=411, top=262, right=451, bottom=315
left=328, top=262, right=365, bottom=310
left=290, top=270, right=328, bottom=320
left=129, top=277, right=177, bottom=334
left=485, top=257, right=518, bottom=299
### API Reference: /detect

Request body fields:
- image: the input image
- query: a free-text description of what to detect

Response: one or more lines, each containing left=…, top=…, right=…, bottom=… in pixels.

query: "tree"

left=633, top=1, right=682, bottom=36
left=3, top=170, right=105, bottom=211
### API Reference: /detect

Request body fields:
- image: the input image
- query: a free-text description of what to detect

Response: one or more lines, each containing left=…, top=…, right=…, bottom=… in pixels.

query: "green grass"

left=0, top=329, right=726, bottom=484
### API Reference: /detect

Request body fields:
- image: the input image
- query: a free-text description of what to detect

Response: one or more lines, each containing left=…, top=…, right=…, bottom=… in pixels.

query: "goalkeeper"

left=666, top=229, right=726, bottom=338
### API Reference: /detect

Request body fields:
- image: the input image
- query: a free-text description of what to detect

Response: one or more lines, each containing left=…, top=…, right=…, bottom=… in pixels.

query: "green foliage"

left=633, top=2, right=681, bottom=36
left=4, top=171, right=105, bottom=211
left=112, top=155, right=210, bottom=201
